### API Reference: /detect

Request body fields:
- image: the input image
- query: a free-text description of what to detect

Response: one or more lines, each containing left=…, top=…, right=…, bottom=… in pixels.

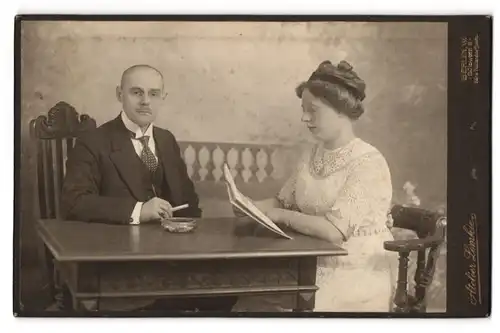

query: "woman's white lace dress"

left=233, top=138, right=397, bottom=312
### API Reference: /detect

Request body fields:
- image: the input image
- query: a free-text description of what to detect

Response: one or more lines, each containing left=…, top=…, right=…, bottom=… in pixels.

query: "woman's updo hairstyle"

left=296, top=60, right=366, bottom=120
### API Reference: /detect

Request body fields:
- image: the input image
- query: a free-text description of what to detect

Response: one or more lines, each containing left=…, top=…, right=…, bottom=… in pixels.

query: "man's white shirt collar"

left=121, top=111, right=154, bottom=139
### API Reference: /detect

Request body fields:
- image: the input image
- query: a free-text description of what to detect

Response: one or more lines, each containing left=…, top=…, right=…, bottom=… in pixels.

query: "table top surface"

left=37, top=217, right=347, bottom=262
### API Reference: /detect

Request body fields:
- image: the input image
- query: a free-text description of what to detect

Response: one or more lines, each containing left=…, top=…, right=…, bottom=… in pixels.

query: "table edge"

left=53, top=249, right=347, bottom=262
left=36, top=219, right=348, bottom=262
left=69, top=285, right=320, bottom=299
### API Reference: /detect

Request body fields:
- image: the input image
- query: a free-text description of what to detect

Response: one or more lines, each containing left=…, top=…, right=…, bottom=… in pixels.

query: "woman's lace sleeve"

left=325, top=152, right=393, bottom=241
left=276, top=169, right=299, bottom=210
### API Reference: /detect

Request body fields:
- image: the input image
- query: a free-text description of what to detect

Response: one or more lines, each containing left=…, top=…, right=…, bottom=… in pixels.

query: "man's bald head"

left=116, top=64, right=166, bottom=129
left=120, top=64, right=164, bottom=90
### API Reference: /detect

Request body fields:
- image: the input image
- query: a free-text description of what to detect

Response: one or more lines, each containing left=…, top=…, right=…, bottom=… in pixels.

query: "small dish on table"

left=161, top=217, right=197, bottom=233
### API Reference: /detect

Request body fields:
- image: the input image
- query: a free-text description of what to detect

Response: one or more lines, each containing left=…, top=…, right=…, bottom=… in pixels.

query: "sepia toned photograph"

left=13, top=16, right=489, bottom=317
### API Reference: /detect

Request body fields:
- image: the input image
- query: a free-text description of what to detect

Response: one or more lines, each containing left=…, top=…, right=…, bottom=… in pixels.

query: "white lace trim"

left=309, top=138, right=359, bottom=177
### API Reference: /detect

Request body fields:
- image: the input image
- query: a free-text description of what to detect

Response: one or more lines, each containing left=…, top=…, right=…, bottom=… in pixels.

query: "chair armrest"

left=384, top=235, right=443, bottom=252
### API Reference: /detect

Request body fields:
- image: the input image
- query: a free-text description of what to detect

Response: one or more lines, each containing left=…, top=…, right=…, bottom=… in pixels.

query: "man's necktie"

left=137, top=136, right=158, bottom=172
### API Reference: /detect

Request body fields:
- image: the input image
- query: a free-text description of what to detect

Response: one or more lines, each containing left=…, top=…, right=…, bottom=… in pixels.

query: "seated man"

left=60, top=64, right=237, bottom=312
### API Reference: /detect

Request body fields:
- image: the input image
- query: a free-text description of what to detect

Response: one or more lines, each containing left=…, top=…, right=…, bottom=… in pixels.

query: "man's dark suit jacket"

left=61, top=115, right=202, bottom=223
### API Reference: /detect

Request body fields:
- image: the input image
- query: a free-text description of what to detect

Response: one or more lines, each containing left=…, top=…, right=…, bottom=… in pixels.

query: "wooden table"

left=37, top=217, right=346, bottom=313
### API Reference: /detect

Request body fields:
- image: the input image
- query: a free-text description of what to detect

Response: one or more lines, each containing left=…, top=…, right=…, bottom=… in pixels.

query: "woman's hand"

left=265, top=208, right=289, bottom=226
left=253, top=200, right=270, bottom=214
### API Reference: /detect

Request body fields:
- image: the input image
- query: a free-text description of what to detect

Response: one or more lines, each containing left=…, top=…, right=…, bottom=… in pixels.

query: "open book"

left=223, top=163, right=293, bottom=240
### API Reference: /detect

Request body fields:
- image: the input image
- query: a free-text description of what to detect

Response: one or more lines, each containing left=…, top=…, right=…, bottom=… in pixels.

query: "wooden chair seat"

left=384, top=235, right=444, bottom=252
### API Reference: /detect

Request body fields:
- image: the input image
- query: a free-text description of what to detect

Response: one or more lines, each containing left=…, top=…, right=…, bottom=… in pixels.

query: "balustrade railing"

left=178, top=141, right=298, bottom=185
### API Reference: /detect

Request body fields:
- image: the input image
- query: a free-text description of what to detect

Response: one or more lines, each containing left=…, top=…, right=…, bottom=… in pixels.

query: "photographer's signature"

left=463, top=213, right=481, bottom=305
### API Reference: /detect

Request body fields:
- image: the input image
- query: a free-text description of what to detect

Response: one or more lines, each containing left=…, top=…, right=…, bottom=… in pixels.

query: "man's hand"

left=140, top=197, right=173, bottom=222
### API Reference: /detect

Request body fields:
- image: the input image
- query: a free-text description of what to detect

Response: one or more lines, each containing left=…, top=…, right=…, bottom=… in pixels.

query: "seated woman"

left=232, top=60, right=397, bottom=312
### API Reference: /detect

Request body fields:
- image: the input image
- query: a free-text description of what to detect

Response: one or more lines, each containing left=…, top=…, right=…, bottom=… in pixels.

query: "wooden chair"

left=29, top=101, right=97, bottom=310
left=384, top=204, right=447, bottom=313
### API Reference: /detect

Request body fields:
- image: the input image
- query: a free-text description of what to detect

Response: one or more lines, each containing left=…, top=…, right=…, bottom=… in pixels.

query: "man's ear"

left=116, top=86, right=122, bottom=102
left=162, top=91, right=168, bottom=100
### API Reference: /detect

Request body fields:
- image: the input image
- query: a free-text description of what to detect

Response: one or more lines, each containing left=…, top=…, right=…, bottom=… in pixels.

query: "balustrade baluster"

left=233, top=147, right=244, bottom=183
left=255, top=147, right=268, bottom=183
left=265, top=147, right=275, bottom=180
left=248, top=147, right=260, bottom=183
left=198, top=145, right=210, bottom=181
left=226, top=147, right=239, bottom=181
left=204, top=144, right=217, bottom=182
left=241, top=148, right=253, bottom=183
left=270, top=148, right=282, bottom=180
left=184, top=144, right=198, bottom=181
left=212, top=145, right=225, bottom=182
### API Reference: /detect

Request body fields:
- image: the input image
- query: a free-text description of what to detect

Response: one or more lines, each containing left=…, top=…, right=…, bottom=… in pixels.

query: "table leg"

left=56, top=262, right=100, bottom=313
left=59, top=283, right=74, bottom=311
left=294, top=257, right=317, bottom=312
left=71, top=294, right=83, bottom=312
left=43, top=246, right=66, bottom=311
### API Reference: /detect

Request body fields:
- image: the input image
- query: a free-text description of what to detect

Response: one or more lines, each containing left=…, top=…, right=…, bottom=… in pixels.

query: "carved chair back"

left=384, top=204, right=447, bottom=313
left=30, top=102, right=97, bottom=219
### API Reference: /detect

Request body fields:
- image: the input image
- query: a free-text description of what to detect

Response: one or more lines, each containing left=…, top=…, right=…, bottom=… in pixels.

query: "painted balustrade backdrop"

left=179, top=142, right=285, bottom=184
left=177, top=141, right=300, bottom=213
